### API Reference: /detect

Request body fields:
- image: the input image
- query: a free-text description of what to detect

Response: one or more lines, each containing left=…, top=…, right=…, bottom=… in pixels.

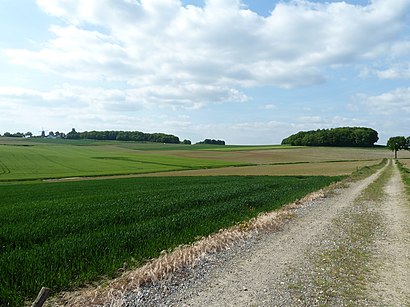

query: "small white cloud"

left=263, top=104, right=277, bottom=110
left=375, top=63, right=410, bottom=79
left=356, top=87, right=410, bottom=114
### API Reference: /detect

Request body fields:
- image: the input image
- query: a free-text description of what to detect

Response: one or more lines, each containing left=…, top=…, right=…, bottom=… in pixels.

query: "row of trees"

left=0, top=129, right=224, bottom=146
left=281, top=127, right=379, bottom=147
left=196, top=139, right=226, bottom=145
left=66, top=129, right=182, bottom=144
left=1, top=132, right=27, bottom=138
left=387, top=136, right=410, bottom=158
left=1, top=131, right=66, bottom=138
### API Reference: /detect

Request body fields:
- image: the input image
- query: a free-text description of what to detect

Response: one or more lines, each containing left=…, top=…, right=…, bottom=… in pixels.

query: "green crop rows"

left=0, top=142, right=243, bottom=181
left=0, top=175, right=341, bottom=305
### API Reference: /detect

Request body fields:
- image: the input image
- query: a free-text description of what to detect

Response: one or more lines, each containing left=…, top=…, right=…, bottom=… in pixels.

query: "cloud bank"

left=1, top=0, right=410, bottom=143
left=6, top=1, right=410, bottom=100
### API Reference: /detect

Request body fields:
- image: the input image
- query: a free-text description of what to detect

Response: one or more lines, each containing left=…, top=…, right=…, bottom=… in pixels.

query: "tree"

left=281, top=127, right=379, bottom=147
left=386, top=136, right=408, bottom=159
left=182, top=139, right=191, bottom=145
left=66, top=128, right=80, bottom=139
left=197, top=139, right=226, bottom=145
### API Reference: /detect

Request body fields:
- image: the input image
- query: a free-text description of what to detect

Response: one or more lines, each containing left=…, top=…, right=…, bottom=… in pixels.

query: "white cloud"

left=263, top=104, right=276, bottom=110
left=355, top=88, right=410, bottom=114
left=0, top=83, right=248, bottom=112
left=2, top=0, right=408, bottom=110
left=295, top=115, right=372, bottom=131
left=374, top=63, right=410, bottom=79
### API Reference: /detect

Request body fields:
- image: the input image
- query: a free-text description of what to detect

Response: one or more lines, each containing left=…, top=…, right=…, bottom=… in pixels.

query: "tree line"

left=1, top=129, right=187, bottom=144
left=66, top=129, right=182, bottom=144
left=281, top=127, right=379, bottom=147
left=1, top=131, right=66, bottom=138
left=196, top=139, right=226, bottom=145
left=0, top=129, right=228, bottom=146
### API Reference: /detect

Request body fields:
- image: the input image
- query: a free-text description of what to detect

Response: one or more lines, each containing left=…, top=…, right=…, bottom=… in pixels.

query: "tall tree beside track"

left=387, top=136, right=409, bottom=159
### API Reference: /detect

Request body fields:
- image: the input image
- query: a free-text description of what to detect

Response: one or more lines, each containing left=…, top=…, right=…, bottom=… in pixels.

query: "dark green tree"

left=197, top=139, right=226, bottom=145
left=281, top=127, right=378, bottom=147
left=66, top=128, right=80, bottom=139
left=387, top=136, right=408, bottom=159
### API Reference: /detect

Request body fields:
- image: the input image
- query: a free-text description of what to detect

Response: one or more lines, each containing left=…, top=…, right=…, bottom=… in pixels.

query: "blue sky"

left=0, top=0, right=410, bottom=144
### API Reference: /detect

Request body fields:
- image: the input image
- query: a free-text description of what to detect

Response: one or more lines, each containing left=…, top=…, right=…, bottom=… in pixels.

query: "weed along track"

left=82, top=159, right=409, bottom=306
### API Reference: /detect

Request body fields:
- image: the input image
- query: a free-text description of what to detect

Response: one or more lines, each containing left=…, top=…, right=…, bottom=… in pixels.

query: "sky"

left=0, top=0, right=409, bottom=144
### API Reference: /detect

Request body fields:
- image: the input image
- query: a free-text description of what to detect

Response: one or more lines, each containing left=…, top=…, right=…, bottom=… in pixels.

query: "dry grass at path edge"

left=46, top=185, right=336, bottom=307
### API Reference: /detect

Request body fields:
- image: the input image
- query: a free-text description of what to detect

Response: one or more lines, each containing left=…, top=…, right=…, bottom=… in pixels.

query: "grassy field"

left=0, top=139, right=245, bottom=181
left=0, top=137, right=395, bottom=181
left=0, top=175, right=341, bottom=305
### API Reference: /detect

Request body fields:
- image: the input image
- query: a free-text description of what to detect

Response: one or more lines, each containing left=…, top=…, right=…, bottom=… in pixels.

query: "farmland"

left=0, top=138, right=244, bottom=181
left=0, top=175, right=340, bottom=305
left=0, top=137, right=397, bottom=305
left=400, top=158, right=410, bottom=169
left=135, top=160, right=381, bottom=177
left=0, top=137, right=396, bottom=181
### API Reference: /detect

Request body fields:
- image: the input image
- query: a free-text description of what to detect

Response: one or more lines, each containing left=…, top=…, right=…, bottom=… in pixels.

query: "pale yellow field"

left=139, top=160, right=380, bottom=177
left=401, top=159, right=410, bottom=168
left=165, top=147, right=392, bottom=165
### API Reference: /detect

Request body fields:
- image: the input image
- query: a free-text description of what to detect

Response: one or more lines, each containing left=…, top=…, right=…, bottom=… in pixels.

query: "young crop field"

left=0, top=140, right=244, bottom=181
left=0, top=175, right=341, bottom=305
left=0, top=138, right=393, bottom=181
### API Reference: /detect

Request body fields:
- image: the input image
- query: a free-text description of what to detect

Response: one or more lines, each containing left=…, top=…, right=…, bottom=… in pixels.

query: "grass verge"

left=349, top=158, right=387, bottom=182
left=396, top=160, right=410, bottom=198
